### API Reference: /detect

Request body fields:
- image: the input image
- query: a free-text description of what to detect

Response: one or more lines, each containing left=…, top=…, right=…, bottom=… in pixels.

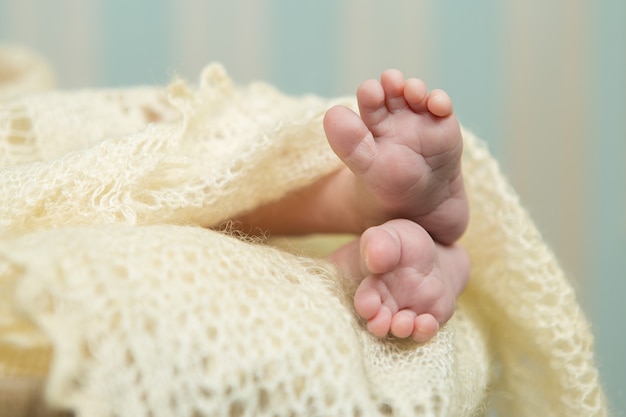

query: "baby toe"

left=412, top=314, right=440, bottom=343
left=366, top=307, right=393, bottom=338
left=353, top=277, right=384, bottom=320
left=390, top=310, right=417, bottom=339
left=426, top=89, right=454, bottom=117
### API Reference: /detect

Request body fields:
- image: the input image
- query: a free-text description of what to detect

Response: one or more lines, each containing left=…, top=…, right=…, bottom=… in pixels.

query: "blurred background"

left=1, top=0, right=624, bottom=413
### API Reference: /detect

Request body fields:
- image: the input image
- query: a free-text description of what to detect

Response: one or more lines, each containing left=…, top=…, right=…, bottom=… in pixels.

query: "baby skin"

left=235, top=70, right=470, bottom=342
left=325, top=70, right=469, bottom=342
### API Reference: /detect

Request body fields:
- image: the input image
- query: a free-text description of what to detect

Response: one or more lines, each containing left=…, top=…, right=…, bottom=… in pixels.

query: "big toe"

left=323, top=105, right=377, bottom=174
left=360, top=224, right=402, bottom=275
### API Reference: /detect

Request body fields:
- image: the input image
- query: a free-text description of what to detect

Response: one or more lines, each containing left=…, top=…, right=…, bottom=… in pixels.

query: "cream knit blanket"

left=0, top=45, right=608, bottom=417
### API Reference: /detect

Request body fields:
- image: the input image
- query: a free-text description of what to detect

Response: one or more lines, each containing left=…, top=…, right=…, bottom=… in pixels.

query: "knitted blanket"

left=0, top=45, right=608, bottom=417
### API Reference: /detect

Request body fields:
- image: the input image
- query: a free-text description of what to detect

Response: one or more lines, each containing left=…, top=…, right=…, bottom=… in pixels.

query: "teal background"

left=1, top=0, right=624, bottom=414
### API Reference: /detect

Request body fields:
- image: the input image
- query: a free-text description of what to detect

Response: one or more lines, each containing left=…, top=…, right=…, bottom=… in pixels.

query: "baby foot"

left=330, top=218, right=470, bottom=342
left=323, top=69, right=468, bottom=245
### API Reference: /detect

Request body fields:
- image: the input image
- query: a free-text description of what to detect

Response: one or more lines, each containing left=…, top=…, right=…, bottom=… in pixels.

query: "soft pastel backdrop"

left=1, top=0, right=624, bottom=414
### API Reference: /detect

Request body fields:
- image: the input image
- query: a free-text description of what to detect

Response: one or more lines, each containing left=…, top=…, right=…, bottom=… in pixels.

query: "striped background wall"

left=1, top=0, right=624, bottom=412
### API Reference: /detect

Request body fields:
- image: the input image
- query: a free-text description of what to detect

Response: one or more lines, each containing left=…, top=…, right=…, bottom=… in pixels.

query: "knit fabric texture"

left=0, top=46, right=608, bottom=417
